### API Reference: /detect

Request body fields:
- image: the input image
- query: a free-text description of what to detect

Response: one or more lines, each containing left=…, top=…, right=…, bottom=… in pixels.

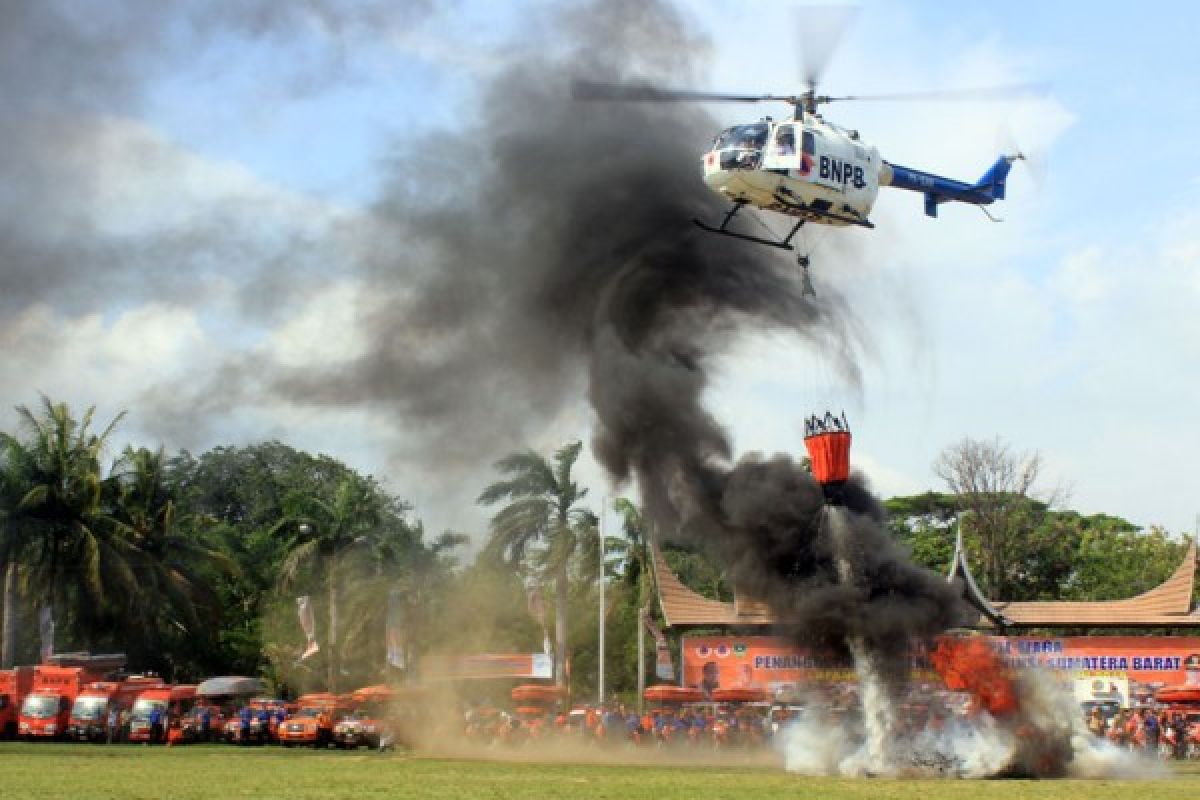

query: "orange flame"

left=930, top=637, right=1019, bottom=717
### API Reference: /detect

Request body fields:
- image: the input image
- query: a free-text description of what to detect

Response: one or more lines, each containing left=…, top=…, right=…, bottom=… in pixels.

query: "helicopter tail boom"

left=881, top=154, right=1022, bottom=218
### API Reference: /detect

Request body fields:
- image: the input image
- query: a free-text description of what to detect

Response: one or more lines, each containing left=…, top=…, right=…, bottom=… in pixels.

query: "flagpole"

left=637, top=606, right=646, bottom=714
left=598, top=495, right=607, bottom=706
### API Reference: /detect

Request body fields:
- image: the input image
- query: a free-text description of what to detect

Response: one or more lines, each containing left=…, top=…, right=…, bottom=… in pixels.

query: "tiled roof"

left=652, top=532, right=1200, bottom=630
left=650, top=543, right=739, bottom=627
left=987, top=539, right=1198, bottom=628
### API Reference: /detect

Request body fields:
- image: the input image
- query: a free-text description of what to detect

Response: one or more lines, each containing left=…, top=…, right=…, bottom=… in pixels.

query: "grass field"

left=2, top=743, right=1198, bottom=800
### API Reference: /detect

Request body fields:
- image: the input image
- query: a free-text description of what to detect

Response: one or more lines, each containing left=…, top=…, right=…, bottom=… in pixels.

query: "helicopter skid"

left=693, top=212, right=804, bottom=250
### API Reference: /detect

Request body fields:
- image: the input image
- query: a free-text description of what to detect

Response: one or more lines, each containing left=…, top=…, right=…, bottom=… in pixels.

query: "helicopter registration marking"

left=819, top=156, right=866, bottom=190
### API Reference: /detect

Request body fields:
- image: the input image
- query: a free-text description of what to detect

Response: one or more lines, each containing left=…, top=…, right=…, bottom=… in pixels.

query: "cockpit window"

left=802, top=131, right=815, bottom=155
left=715, top=123, right=768, bottom=151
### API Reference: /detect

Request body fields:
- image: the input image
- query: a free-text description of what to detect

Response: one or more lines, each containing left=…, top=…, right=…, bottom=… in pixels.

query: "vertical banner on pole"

left=643, top=614, right=674, bottom=681
left=386, top=589, right=406, bottom=669
left=296, top=596, right=320, bottom=660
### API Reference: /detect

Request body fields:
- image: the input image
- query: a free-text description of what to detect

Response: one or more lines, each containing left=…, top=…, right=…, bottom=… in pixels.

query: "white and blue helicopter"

left=575, top=78, right=1027, bottom=255
left=574, top=10, right=1038, bottom=296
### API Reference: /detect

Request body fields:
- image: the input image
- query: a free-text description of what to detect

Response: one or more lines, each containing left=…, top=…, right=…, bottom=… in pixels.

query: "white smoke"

left=826, top=506, right=898, bottom=774
left=779, top=656, right=1166, bottom=779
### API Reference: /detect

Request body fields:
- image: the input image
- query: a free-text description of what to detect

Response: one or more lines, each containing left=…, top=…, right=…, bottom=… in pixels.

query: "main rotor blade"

left=797, top=4, right=860, bottom=91
left=571, top=79, right=793, bottom=105
left=821, top=83, right=1048, bottom=104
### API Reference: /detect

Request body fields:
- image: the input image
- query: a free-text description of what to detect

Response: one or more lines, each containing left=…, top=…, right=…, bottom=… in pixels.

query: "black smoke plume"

left=3, top=0, right=967, bottom=657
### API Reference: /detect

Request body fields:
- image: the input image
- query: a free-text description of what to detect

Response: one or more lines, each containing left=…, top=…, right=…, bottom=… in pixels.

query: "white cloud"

left=265, top=279, right=372, bottom=369
left=0, top=301, right=211, bottom=440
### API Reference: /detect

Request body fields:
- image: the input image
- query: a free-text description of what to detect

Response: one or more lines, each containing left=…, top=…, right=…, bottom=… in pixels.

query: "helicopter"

left=574, top=81, right=1027, bottom=264
left=571, top=11, right=1036, bottom=294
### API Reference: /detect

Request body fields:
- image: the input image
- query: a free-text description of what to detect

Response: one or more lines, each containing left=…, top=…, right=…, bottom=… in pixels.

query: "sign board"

left=680, top=635, right=1200, bottom=697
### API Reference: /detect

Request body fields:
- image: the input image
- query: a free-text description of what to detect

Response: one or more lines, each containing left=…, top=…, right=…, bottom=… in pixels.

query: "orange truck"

left=19, top=665, right=109, bottom=740
left=0, top=667, right=34, bottom=739
left=333, top=685, right=395, bottom=749
left=277, top=692, right=351, bottom=748
left=66, top=677, right=162, bottom=742
left=127, top=685, right=197, bottom=744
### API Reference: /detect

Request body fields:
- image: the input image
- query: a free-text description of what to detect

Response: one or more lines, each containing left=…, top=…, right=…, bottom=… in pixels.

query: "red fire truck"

left=66, top=677, right=162, bottom=742
left=0, top=667, right=34, bottom=739
left=19, top=665, right=112, bottom=740
left=127, top=685, right=197, bottom=743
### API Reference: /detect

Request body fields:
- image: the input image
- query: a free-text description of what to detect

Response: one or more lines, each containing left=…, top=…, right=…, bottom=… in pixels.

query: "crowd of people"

left=462, top=702, right=795, bottom=750
left=1086, top=706, right=1200, bottom=759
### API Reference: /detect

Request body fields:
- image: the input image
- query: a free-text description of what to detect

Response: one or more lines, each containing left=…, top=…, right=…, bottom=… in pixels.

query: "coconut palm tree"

left=0, top=432, right=36, bottom=667
left=0, top=397, right=133, bottom=653
left=276, top=474, right=384, bottom=691
left=478, top=441, right=596, bottom=686
left=109, top=446, right=237, bottom=673
left=612, top=497, right=650, bottom=592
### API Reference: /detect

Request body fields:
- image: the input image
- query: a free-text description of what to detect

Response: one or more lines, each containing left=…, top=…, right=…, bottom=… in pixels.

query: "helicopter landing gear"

left=798, top=254, right=816, bottom=298
left=692, top=203, right=807, bottom=250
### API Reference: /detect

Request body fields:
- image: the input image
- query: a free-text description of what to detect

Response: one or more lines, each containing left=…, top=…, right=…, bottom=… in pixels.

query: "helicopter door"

left=762, top=123, right=802, bottom=173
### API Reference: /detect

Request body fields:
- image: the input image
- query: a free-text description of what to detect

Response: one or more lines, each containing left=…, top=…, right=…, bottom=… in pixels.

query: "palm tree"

left=0, top=397, right=131, bottom=654
left=612, top=497, right=650, bottom=593
left=0, top=431, right=36, bottom=667
left=276, top=474, right=384, bottom=691
left=478, top=441, right=596, bottom=686
left=109, top=446, right=237, bottom=673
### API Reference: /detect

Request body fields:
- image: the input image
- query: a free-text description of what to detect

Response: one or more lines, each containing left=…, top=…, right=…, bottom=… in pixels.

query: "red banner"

left=680, top=635, right=1200, bottom=696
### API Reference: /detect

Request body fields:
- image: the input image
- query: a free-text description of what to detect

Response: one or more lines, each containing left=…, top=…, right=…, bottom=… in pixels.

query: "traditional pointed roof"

left=649, top=543, right=736, bottom=627
left=650, top=529, right=1200, bottom=631
left=947, top=528, right=1010, bottom=628
left=986, top=538, right=1199, bottom=628
left=649, top=543, right=773, bottom=627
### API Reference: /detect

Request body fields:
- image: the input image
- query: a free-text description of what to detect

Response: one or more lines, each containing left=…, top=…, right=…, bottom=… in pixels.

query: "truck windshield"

left=21, top=695, right=58, bottom=718
left=72, top=696, right=109, bottom=720
left=132, top=698, right=167, bottom=719
left=297, top=707, right=324, bottom=718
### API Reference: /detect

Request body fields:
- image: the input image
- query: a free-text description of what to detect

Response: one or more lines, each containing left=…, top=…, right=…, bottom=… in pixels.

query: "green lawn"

left=1, top=743, right=1197, bottom=800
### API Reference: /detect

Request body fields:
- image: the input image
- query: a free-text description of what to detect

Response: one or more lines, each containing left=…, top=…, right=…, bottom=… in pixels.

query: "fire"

left=930, top=637, right=1019, bottom=717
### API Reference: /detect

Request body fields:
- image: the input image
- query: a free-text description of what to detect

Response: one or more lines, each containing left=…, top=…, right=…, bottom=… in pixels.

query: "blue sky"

left=2, top=0, right=1198, bottom=544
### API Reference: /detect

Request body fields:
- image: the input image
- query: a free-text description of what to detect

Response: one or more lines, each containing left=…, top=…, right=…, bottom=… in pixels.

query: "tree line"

left=1, top=397, right=1192, bottom=701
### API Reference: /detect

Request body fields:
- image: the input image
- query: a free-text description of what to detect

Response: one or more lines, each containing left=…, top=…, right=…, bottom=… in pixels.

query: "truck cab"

left=334, top=686, right=395, bottom=749
left=19, top=690, right=71, bottom=739
left=19, top=666, right=109, bottom=740
left=0, top=667, right=33, bottom=739
left=278, top=693, right=350, bottom=748
left=127, top=685, right=196, bottom=743
left=67, top=677, right=161, bottom=742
